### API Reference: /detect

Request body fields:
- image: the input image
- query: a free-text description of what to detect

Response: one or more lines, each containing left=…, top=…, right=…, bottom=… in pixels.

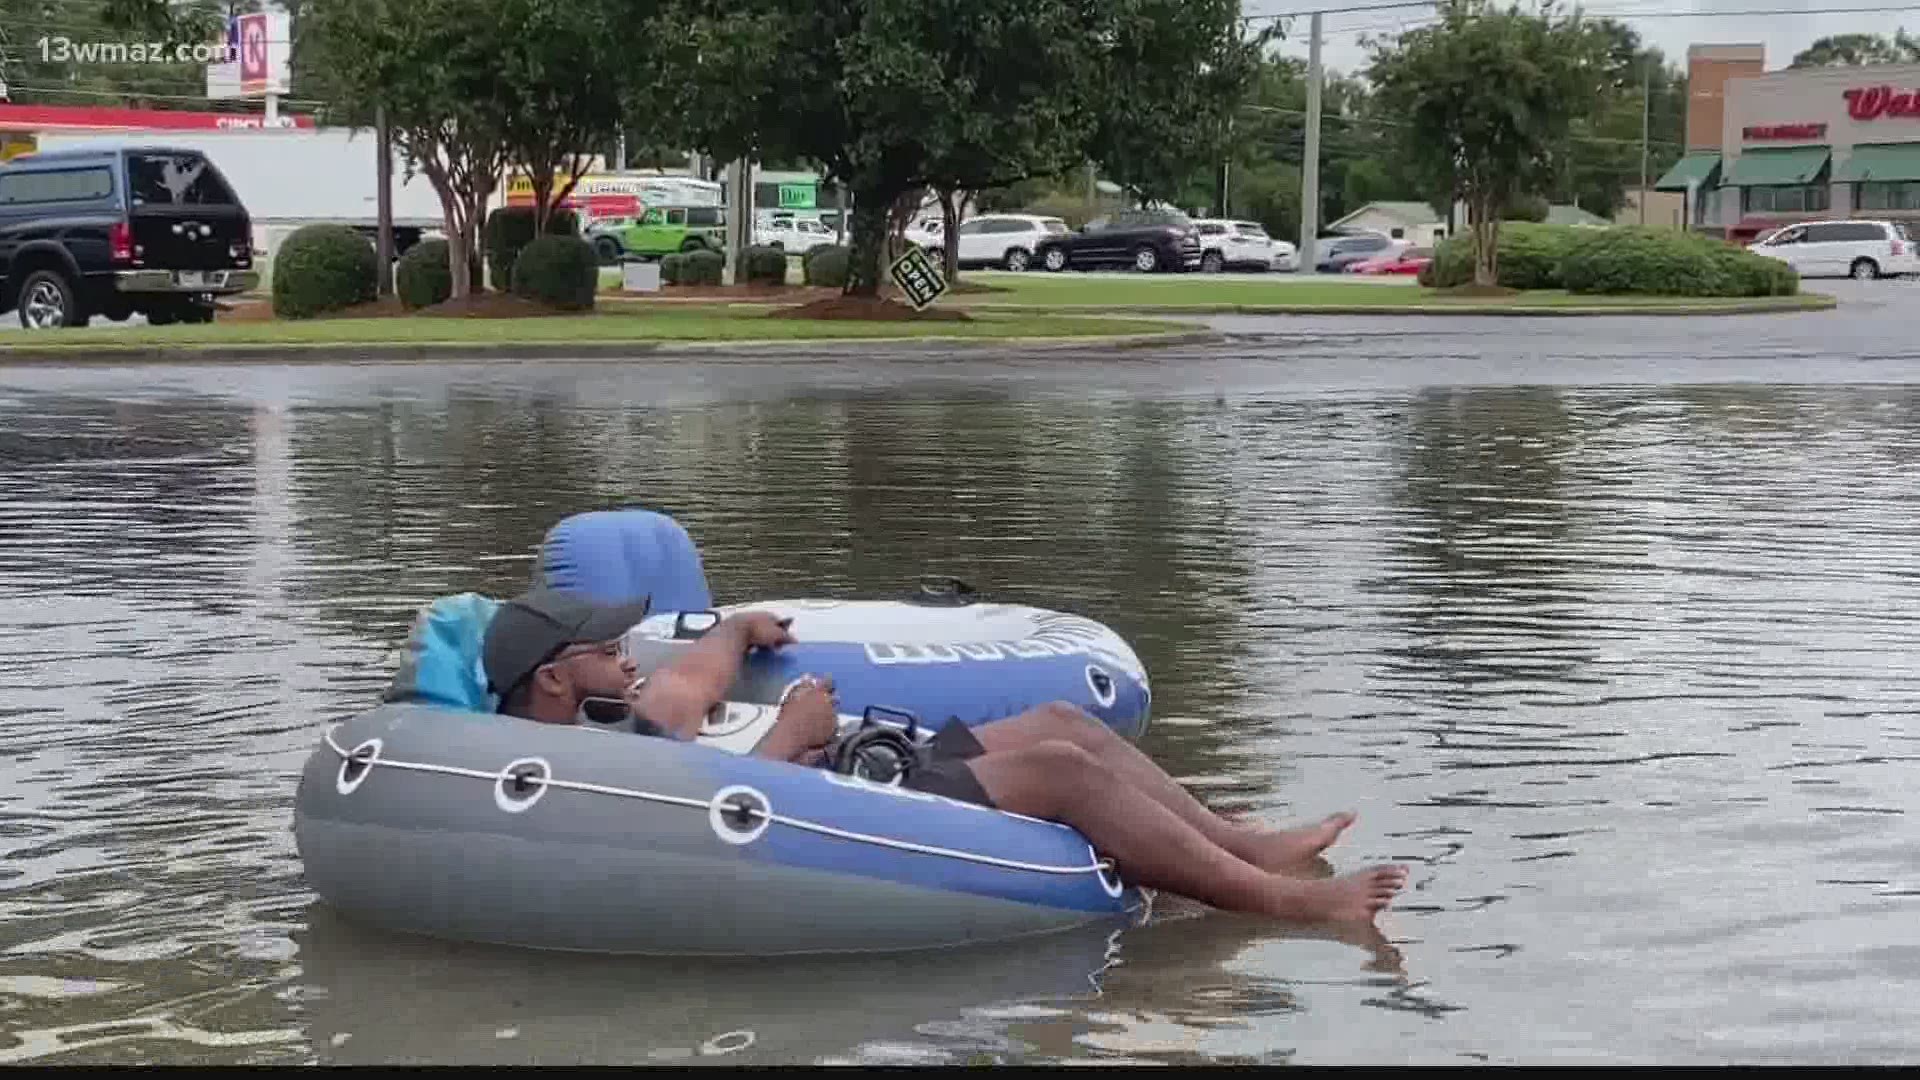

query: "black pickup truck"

left=1033, top=208, right=1203, bottom=273
left=0, top=145, right=258, bottom=328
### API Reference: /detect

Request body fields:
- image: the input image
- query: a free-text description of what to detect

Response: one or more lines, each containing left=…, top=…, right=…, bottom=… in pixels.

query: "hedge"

left=394, top=238, right=453, bottom=310
left=271, top=223, right=377, bottom=319
left=680, top=249, right=724, bottom=286
left=743, top=244, right=788, bottom=285
left=803, top=244, right=851, bottom=288
left=484, top=206, right=579, bottom=291
left=509, top=234, right=598, bottom=310
left=1559, top=227, right=1799, bottom=298
left=1419, top=222, right=1583, bottom=290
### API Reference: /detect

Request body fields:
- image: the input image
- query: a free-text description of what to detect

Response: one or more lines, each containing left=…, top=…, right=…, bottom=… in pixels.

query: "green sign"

left=777, top=183, right=816, bottom=209
left=888, top=245, right=948, bottom=311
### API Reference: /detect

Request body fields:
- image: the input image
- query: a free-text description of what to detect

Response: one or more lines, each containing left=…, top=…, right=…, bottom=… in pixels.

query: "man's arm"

left=625, top=613, right=791, bottom=741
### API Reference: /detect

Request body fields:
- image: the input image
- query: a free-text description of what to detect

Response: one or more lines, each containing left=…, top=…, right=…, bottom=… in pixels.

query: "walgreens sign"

left=1845, top=85, right=1920, bottom=121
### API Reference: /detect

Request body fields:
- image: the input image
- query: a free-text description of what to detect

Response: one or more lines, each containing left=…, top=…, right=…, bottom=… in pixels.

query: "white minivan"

left=1746, top=218, right=1920, bottom=279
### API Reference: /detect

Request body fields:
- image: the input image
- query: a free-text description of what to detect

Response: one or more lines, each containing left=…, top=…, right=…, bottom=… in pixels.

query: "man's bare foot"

left=1265, top=863, right=1408, bottom=923
left=1238, top=811, right=1357, bottom=875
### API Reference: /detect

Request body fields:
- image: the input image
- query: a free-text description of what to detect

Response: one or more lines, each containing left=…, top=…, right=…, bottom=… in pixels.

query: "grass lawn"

left=0, top=304, right=1192, bottom=352
left=954, top=272, right=1834, bottom=312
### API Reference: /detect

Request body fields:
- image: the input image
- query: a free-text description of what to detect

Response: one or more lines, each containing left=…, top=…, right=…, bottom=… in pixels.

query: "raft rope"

left=321, top=729, right=1123, bottom=884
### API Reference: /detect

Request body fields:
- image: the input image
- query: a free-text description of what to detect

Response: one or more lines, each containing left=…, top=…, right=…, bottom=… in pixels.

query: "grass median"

left=951, top=272, right=1836, bottom=313
left=0, top=304, right=1197, bottom=354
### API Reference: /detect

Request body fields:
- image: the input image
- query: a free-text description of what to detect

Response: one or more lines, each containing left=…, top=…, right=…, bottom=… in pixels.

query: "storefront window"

left=1742, top=185, right=1831, bottom=214
left=1857, top=181, right=1920, bottom=212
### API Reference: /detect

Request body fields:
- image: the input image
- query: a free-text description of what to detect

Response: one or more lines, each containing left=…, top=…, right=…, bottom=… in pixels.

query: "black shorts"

left=900, top=719, right=995, bottom=808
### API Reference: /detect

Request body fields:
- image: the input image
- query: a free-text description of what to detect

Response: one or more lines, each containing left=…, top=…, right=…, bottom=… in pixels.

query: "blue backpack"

left=382, top=592, right=503, bottom=712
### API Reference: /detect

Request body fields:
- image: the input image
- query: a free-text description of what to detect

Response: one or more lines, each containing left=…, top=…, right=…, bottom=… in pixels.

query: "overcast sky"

left=1251, top=1, right=1917, bottom=79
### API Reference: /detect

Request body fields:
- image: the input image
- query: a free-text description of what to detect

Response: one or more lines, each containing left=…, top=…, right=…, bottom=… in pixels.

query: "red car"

left=1346, top=246, right=1433, bottom=275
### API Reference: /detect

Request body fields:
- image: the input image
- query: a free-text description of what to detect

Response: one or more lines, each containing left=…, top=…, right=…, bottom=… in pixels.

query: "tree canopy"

left=1366, top=0, right=1609, bottom=287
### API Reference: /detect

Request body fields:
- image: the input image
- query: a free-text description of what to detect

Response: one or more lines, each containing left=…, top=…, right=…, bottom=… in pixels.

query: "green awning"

left=1832, top=143, right=1920, bottom=183
left=1654, top=151, right=1722, bottom=192
left=1721, top=146, right=1830, bottom=186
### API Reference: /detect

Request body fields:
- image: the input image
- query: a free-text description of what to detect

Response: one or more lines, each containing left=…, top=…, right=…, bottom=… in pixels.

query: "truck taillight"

left=1894, top=239, right=1907, bottom=256
left=109, top=220, right=133, bottom=263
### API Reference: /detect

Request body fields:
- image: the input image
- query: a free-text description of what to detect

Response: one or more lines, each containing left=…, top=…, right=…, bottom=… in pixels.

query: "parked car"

left=0, top=144, right=258, bottom=328
left=904, top=215, right=945, bottom=252
left=585, top=215, right=637, bottom=264
left=1194, top=219, right=1288, bottom=272
left=1269, top=239, right=1299, bottom=273
left=930, top=213, right=1070, bottom=272
left=1034, top=208, right=1202, bottom=273
left=596, top=204, right=727, bottom=262
left=1313, top=232, right=1407, bottom=273
left=755, top=216, right=836, bottom=255
left=1346, top=246, right=1433, bottom=275
left=1745, top=218, right=1919, bottom=280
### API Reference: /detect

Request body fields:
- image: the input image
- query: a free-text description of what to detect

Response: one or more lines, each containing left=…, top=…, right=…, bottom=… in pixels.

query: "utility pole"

left=1300, top=11, right=1323, bottom=272
left=375, top=104, right=393, bottom=296
left=1638, top=57, right=1652, bottom=225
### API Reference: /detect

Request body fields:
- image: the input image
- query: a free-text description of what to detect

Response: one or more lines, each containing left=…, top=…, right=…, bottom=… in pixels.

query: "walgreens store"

left=1659, top=59, right=1920, bottom=242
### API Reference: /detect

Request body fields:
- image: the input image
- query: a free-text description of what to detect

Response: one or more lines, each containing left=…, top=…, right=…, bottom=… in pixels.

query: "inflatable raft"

left=538, top=509, right=1153, bottom=742
left=296, top=701, right=1144, bottom=955
left=294, top=509, right=1159, bottom=954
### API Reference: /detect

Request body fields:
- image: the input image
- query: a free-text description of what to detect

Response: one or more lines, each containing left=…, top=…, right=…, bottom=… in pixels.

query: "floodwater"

left=6, top=285, right=1920, bottom=1064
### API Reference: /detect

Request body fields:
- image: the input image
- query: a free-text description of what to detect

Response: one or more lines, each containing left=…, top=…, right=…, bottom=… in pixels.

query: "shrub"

left=803, top=244, right=851, bottom=287
left=1558, top=226, right=1797, bottom=297
left=509, top=234, right=598, bottom=310
left=659, top=252, right=685, bottom=286
left=271, top=223, right=377, bottom=319
left=680, top=248, right=724, bottom=286
left=484, top=206, right=579, bottom=291
left=394, top=238, right=452, bottom=310
left=1421, top=222, right=1582, bottom=290
left=744, top=244, right=789, bottom=285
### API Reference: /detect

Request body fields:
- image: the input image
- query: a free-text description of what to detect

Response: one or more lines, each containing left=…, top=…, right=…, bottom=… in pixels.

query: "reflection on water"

left=4, top=360, right=1920, bottom=1063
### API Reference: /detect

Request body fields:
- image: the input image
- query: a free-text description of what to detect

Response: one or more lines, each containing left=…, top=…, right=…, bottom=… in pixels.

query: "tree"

left=1790, top=31, right=1920, bottom=68
left=492, top=0, right=632, bottom=233
left=1, top=0, right=229, bottom=106
left=301, top=0, right=516, bottom=297
left=646, top=0, right=1114, bottom=299
left=1548, top=18, right=1686, bottom=218
left=1083, top=0, right=1267, bottom=208
left=1366, top=0, right=1608, bottom=287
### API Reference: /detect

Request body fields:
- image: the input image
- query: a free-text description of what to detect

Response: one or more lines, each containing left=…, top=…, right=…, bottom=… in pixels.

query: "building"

left=1325, top=201, right=1451, bottom=245
left=1657, top=44, right=1920, bottom=241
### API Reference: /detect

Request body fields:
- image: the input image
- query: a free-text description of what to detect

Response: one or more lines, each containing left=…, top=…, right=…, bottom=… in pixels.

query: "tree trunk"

left=421, top=158, right=470, bottom=300
left=1471, top=197, right=1501, bottom=288
left=886, top=186, right=923, bottom=265
left=844, top=192, right=892, bottom=298
left=937, top=187, right=959, bottom=284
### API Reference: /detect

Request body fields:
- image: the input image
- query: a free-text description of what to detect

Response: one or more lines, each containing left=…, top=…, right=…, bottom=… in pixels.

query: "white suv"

left=1746, top=218, right=1919, bottom=279
left=940, top=214, right=1071, bottom=272
left=755, top=216, right=837, bottom=255
left=1193, top=219, right=1294, bottom=272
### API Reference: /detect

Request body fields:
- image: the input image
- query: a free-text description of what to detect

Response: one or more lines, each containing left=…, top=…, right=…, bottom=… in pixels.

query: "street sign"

left=887, top=245, right=948, bottom=311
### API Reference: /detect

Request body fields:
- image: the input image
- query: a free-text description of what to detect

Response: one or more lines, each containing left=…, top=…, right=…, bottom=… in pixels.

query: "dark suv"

left=0, top=145, right=258, bottom=328
left=1035, top=208, right=1202, bottom=273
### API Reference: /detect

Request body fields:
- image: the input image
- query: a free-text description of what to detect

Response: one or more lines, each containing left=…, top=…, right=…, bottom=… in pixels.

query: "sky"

left=1250, top=0, right=1919, bottom=78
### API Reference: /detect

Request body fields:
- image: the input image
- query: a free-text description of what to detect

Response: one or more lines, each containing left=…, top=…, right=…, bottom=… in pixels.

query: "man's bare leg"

left=963, top=741, right=1407, bottom=923
left=972, top=702, right=1355, bottom=874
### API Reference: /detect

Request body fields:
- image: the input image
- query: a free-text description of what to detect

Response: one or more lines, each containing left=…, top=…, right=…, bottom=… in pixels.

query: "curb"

left=957, top=296, right=1837, bottom=317
left=0, top=328, right=1220, bottom=366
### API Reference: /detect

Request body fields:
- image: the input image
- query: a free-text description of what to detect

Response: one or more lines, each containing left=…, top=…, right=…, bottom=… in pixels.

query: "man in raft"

left=482, top=587, right=1408, bottom=928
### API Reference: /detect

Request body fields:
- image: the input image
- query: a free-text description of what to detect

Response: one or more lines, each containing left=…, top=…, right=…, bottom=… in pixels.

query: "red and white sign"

left=1743, top=122, right=1827, bottom=141
left=239, top=14, right=270, bottom=88
left=208, top=9, right=290, bottom=99
left=0, top=104, right=314, bottom=132
left=1844, top=85, right=1920, bottom=121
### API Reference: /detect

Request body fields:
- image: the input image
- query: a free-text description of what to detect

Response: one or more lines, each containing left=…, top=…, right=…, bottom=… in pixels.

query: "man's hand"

left=727, top=611, right=796, bottom=651
left=755, top=673, right=840, bottom=763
